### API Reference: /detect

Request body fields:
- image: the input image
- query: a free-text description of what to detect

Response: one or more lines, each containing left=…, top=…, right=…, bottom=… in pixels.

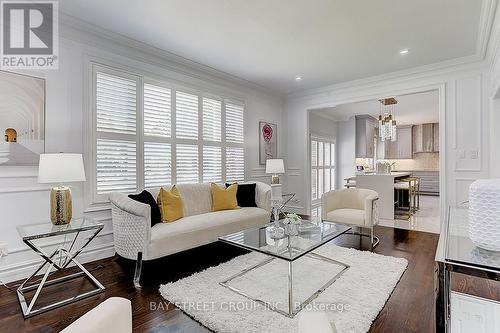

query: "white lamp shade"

left=266, top=159, right=285, bottom=174
left=38, top=153, right=86, bottom=184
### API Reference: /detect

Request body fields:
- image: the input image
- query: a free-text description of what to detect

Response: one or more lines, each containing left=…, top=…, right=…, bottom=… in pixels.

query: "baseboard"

left=0, top=243, right=115, bottom=284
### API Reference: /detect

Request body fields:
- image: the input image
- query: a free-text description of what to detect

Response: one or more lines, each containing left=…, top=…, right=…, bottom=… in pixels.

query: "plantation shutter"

left=226, top=147, right=244, bottom=182
left=176, top=91, right=198, bottom=140
left=95, top=69, right=138, bottom=196
left=144, top=83, right=171, bottom=137
left=96, top=139, right=137, bottom=194
left=96, top=72, right=136, bottom=135
left=202, top=97, right=222, bottom=141
left=92, top=64, right=247, bottom=204
left=203, top=146, right=222, bottom=183
left=225, top=103, right=244, bottom=144
left=144, top=142, right=171, bottom=188
left=176, top=144, right=199, bottom=183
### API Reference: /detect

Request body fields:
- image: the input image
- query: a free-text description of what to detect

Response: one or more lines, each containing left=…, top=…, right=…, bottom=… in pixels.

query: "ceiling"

left=311, top=90, right=439, bottom=125
left=60, top=0, right=484, bottom=94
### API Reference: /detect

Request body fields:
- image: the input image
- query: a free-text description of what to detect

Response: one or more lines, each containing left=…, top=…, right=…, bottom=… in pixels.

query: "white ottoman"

left=60, top=297, right=132, bottom=333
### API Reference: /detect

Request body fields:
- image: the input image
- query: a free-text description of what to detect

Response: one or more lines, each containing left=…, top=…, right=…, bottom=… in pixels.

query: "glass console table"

left=16, top=217, right=105, bottom=318
left=436, top=206, right=500, bottom=332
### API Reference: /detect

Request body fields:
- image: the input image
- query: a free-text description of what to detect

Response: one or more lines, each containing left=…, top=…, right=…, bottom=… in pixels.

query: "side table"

left=16, top=217, right=105, bottom=318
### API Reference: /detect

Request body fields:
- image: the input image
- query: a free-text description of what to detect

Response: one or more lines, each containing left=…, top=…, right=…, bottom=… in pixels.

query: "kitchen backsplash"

left=355, top=153, right=439, bottom=171
left=384, top=152, right=439, bottom=171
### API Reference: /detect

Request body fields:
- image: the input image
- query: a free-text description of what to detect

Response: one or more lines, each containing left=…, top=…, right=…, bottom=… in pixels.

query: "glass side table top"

left=17, top=217, right=103, bottom=240
left=219, top=218, right=351, bottom=261
left=445, top=206, right=500, bottom=272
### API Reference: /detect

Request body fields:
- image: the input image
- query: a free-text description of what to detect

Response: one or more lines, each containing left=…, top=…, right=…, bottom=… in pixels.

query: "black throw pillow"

left=226, top=183, right=257, bottom=207
left=128, top=190, right=161, bottom=226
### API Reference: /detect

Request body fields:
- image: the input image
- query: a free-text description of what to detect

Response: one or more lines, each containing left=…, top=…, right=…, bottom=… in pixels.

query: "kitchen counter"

left=357, top=172, right=412, bottom=177
left=356, top=172, right=412, bottom=219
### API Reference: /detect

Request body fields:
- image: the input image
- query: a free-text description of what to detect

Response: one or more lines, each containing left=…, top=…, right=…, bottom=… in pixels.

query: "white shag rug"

left=160, top=244, right=407, bottom=333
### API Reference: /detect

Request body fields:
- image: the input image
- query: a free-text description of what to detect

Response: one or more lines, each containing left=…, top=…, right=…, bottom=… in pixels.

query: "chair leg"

left=347, top=226, right=379, bottom=251
left=370, top=226, right=380, bottom=251
left=134, top=252, right=143, bottom=288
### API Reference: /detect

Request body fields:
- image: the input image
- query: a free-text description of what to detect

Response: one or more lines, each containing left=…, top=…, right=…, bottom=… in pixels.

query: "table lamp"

left=38, top=153, right=86, bottom=225
left=265, top=159, right=285, bottom=184
left=266, top=159, right=285, bottom=238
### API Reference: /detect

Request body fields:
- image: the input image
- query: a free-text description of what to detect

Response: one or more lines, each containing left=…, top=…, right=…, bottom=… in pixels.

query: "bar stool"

left=344, top=177, right=357, bottom=188
left=407, top=176, right=420, bottom=212
left=394, top=180, right=411, bottom=219
left=395, top=177, right=420, bottom=218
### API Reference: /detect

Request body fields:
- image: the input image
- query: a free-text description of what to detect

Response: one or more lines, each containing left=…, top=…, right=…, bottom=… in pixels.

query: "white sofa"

left=109, top=182, right=271, bottom=286
left=321, top=188, right=379, bottom=250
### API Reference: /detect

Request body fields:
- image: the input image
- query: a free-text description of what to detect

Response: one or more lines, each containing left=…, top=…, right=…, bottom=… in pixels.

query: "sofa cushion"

left=157, top=186, right=184, bottom=222
left=211, top=183, right=239, bottom=211
left=176, top=183, right=212, bottom=216
left=326, top=208, right=365, bottom=226
left=128, top=190, right=161, bottom=226
left=226, top=183, right=257, bottom=207
left=147, top=207, right=270, bottom=259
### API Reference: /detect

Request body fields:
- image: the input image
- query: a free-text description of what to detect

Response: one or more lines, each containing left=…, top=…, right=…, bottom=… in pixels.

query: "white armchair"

left=321, top=188, right=379, bottom=249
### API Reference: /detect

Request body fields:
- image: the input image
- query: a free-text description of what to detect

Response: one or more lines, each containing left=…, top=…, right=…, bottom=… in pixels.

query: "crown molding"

left=59, top=13, right=284, bottom=100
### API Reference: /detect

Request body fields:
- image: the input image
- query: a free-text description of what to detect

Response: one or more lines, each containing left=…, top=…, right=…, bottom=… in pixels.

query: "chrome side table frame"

left=220, top=251, right=350, bottom=318
left=17, top=222, right=105, bottom=318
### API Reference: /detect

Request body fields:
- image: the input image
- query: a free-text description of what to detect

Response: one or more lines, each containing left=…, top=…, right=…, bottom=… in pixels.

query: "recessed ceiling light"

left=399, top=49, right=409, bottom=55
left=295, top=76, right=302, bottom=82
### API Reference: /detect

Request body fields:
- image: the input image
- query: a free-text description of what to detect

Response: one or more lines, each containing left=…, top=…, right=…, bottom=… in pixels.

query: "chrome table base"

left=17, top=228, right=105, bottom=318
left=220, top=252, right=350, bottom=318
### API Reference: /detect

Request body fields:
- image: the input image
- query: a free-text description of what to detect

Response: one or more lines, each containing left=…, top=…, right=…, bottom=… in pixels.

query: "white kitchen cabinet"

left=413, top=123, right=439, bottom=153
left=381, top=125, right=413, bottom=159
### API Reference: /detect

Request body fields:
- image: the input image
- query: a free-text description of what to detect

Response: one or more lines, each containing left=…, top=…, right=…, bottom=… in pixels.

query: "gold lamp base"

left=50, top=186, right=72, bottom=225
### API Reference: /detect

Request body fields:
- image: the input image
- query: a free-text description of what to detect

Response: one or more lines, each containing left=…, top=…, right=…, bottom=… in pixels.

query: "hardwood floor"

left=0, top=226, right=440, bottom=333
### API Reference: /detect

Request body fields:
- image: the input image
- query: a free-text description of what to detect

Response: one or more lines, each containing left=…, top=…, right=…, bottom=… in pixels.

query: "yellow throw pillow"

left=157, top=185, right=183, bottom=222
left=211, top=183, right=239, bottom=211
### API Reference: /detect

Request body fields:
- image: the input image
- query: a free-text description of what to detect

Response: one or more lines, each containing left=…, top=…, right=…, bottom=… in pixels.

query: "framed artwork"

left=0, top=71, right=45, bottom=166
left=259, top=121, right=277, bottom=165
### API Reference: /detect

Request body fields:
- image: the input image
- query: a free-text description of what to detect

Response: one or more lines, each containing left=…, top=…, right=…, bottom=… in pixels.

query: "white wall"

left=336, top=117, right=356, bottom=191
left=286, top=62, right=491, bottom=223
left=0, top=18, right=284, bottom=283
left=309, top=113, right=338, bottom=139
left=491, top=99, right=500, bottom=178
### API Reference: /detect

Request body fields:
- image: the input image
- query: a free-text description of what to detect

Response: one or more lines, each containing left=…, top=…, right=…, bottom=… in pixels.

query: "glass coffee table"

left=219, top=218, right=351, bottom=318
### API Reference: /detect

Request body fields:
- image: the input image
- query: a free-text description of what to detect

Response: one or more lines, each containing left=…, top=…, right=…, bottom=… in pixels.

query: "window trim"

left=89, top=62, right=246, bottom=206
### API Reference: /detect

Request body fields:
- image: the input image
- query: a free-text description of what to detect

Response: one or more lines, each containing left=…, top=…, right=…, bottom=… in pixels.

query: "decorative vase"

left=285, top=223, right=299, bottom=236
left=469, top=179, right=500, bottom=252
left=269, top=202, right=284, bottom=239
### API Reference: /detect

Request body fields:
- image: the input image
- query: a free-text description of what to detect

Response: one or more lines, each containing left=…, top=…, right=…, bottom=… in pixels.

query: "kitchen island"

left=356, top=172, right=412, bottom=220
